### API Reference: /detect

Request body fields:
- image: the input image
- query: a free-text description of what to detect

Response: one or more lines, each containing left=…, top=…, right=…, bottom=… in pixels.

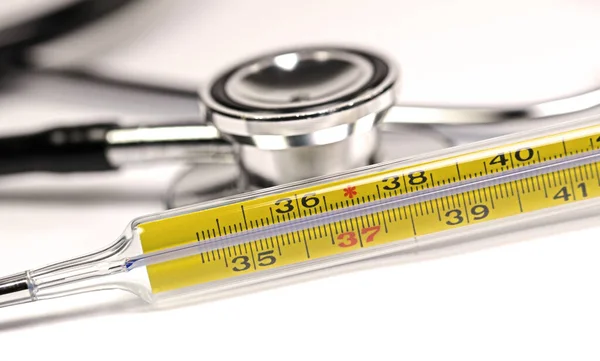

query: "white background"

left=1, top=1, right=600, bottom=360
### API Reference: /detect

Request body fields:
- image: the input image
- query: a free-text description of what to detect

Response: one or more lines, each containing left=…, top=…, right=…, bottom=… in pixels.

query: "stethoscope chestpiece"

left=202, top=47, right=398, bottom=185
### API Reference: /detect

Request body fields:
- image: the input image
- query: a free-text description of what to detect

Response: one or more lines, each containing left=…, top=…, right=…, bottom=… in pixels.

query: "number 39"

left=444, top=204, right=489, bottom=225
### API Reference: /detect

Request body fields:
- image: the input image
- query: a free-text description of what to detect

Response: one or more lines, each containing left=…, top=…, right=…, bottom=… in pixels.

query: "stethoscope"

left=3, top=2, right=600, bottom=209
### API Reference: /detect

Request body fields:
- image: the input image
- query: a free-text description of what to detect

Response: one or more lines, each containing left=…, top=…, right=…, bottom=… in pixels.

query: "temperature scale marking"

left=139, top=125, right=600, bottom=293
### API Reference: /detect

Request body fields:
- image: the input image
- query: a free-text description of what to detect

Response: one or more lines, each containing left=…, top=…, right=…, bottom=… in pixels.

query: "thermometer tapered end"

left=0, top=272, right=34, bottom=308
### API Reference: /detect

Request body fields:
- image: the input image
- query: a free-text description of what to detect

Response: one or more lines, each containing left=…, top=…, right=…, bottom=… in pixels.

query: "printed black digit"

left=301, top=193, right=320, bottom=208
left=514, top=147, right=534, bottom=162
left=231, top=255, right=251, bottom=271
left=382, top=176, right=401, bottom=190
left=489, top=153, right=508, bottom=166
left=408, top=171, right=427, bottom=186
left=553, top=186, right=572, bottom=202
left=257, top=250, right=276, bottom=266
left=445, top=209, right=464, bottom=225
left=470, top=204, right=489, bottom=220
left=275, top=198, right=294, bottom=213
left=577, top=182, right=588, bottom=198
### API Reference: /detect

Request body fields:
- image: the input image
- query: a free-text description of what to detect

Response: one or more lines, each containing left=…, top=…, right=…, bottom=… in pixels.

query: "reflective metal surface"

left=113, top=46, right=600, bottom=189
left=4, top=40, right=600, bottom=207
left=386, top=87, right=600, bottom=124
left=239, top=120, right=380, bottom=185
left=104, top=46, right=600, bottom=191
left=105, top=124, right=234, bottom=166
left=166, top=123, right=452, bottom=208
left=0, top=272, right=33, bottom=307
left=202, top=47, right=397, bottom=184
left=225, top=50, right=374, bottom=110
left=204, top=47, right=396, bottom=124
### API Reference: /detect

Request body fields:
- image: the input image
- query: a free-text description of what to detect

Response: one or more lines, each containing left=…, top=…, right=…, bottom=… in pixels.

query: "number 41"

left=553, top=183, right=588, bottom=201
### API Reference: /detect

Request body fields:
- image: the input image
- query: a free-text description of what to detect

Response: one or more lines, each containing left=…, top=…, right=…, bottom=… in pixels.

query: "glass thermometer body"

left=2, top=116, right=600, bottom=308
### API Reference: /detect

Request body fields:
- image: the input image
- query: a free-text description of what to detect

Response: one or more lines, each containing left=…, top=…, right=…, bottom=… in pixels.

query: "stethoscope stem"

left=105, top=123, right=234, bottom=167
left=0, top=122, right=232, bottom=176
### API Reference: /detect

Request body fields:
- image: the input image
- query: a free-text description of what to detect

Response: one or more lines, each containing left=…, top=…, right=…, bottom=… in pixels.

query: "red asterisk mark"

left=343, top=186, right=357, bottom=199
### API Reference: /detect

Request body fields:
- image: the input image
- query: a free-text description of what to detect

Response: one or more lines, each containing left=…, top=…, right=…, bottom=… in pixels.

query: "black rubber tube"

left=0, top=123, right=118, bottom=174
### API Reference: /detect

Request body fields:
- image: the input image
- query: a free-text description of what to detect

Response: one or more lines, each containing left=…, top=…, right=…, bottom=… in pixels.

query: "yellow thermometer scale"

left=2, top=116, right=600, bottom=308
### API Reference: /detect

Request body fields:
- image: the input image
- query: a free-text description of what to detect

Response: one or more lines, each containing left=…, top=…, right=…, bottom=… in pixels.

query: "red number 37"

left=337, top=226, right=381, bottom=248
